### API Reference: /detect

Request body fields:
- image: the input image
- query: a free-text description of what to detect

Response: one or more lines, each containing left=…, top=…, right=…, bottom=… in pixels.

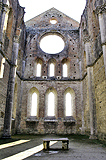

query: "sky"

left=18, top=0, right=86, bottom=22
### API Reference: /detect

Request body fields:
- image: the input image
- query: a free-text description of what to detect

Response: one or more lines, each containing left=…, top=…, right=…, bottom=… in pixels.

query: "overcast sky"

left=18, top=0, right=86, bottom=22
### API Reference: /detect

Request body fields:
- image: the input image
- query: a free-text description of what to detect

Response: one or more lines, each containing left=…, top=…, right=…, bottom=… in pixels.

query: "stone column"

left=15, top=59, right=25, bottom=134
left=2, top=29, right=21, bottom=138
left=87, top=67, right=97, bottom=139
left=81, top=80, right=85, bottom=134
left=97, top=3, right=106, bottom=77
left=84, top=37, right=97, bottom=139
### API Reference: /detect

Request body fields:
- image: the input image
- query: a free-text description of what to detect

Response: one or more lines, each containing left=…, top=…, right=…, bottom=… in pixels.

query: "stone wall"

left=93, top=55, right=106, bottom=140
left=0, top=0, right=106, bottom=140
left=18, top=81, right=81, bottom=134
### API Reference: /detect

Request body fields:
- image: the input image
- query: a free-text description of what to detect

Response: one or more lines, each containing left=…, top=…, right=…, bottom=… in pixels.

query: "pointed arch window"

left=62, top=59, right=70, bottom=78
left=64, top=88, right=75, bottom=117
left=50, top=63, right=54, bottom=77
left=0, top=58, right=5, bottom=78
left=34, top=58, right=43, bottom=77
left=63, top=63, right=68, bottom=77
left=27, top=87, right=39, bottom=117
left=36, top=63, right=41, bottom=77
left=65, top=92, right=72, bottom=116
left=48, top=92, right=55, bottom=116
left=45, top=87, right=57, bottom=118
left=48, top=59, right=56, bottom=77
left=31, top=92, right=37, bottom=116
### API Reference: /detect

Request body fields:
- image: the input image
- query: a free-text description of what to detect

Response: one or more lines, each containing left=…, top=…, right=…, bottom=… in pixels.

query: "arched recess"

left=12, top=83, right=17, bottom=119
left=64, top=87, right=75, bottom=118
left=34, top=58, right=43, bottom=77
left=27, top=87, right=39, bottom=117
left=48, top=58, right=56, bottom=77
left=45, top=87, right=57, bottom=118
left=62, top=58, right=70, bottom=77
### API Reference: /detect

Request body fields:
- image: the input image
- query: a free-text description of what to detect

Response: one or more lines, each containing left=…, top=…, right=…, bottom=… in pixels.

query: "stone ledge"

left=26, top=116, right=39, bottom=122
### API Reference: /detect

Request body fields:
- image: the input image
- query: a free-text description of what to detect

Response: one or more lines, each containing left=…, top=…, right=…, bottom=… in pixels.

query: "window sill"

left=63, top=116, right=76, bottom=123
left=44, top=116, right=58, bottom=122
left=26, top=116, right=39, bottom=122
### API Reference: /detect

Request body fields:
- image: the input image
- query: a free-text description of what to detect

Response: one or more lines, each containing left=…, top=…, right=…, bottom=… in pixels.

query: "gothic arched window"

left=48, top=92, right=55, bottom=116
left=62, top=58, right=70, bottom=78
left=50, top=63, right=54, bottom=77
left=45, top=87, right=57, bottom=117
left=63, top=63, right=68, bottom=77
left=64, top=88, right=75, bottom=117
left=65, top=92, right=72, bottom=116
left=27, top=87, right=39, bottom=117
left=34, top=58, right=43, bottom=77
left=31, top=92, right=37, bottom=116
left=48, top=59, right=56, bottom=77
left=36, top=63, right=41, bottom=77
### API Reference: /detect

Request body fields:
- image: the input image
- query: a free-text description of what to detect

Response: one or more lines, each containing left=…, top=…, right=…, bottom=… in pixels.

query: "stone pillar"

left=97, top=3, right=106, bottom=77
left=15, top=59, right=25, bottom=134
left=2, top=29, right=21, bottom=138
left=87, top=67, right=97, bottom=139
left=84, top=38, right=97, bottom=139
left=81, top=81, right=85, bottom=134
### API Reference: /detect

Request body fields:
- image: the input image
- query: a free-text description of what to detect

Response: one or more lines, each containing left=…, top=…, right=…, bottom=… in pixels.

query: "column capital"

left=96, top=3, right=106, bottom=15
left=2, top=3, right=10, bottom=13
left=13, top=28, right=22, bottom=43
left=83, top=29, right=90, bottom=43
left=83, top=36, right=90, bottom=44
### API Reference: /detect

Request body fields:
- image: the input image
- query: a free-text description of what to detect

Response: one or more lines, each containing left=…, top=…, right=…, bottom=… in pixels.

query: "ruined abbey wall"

left=0, top=0, right=106, bottom=140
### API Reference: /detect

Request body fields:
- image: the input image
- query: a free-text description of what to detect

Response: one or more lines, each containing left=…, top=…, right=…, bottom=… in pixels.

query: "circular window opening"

left=50, top=19, right=57, bottom=24
left=40, top=34, right=65, bottom=54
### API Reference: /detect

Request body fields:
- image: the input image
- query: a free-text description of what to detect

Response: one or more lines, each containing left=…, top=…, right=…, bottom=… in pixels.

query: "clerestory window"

left=36, top=63, right=41, bottom=77
left=50, top=63, right=54, bottom=77
left=63, top=63, right=68, bottom=77
left=62, top=58, right=70, bottom=78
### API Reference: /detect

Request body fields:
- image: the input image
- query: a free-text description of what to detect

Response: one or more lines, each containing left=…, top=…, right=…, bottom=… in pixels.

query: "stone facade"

left=0, top=0, right=106, bottom=140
